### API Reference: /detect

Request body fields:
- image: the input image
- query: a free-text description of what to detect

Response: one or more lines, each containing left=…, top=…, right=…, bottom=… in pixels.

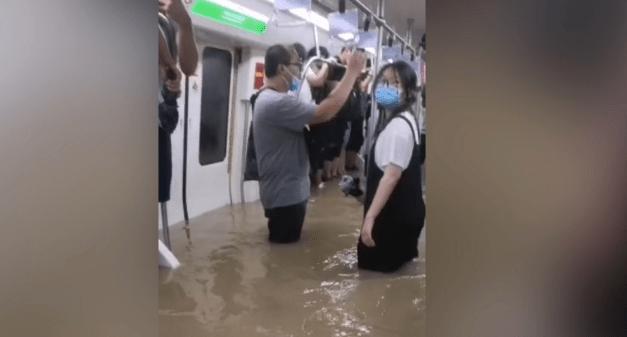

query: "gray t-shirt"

left=253, top=89, right=317, bottom=209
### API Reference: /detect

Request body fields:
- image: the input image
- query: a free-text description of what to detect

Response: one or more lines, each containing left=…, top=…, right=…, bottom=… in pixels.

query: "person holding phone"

left=253, top=45, right=366, bottom=243
left=322, top=47, right=354, bottom=179
left=344, top=67, right=372, bottom=172
left=304, top=46, right=332, bottom=189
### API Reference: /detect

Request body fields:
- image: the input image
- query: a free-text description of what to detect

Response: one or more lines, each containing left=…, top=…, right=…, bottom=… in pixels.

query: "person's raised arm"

left=168, top=0, right=198, bottom=76
left=360, top=73, right=373, bottom=93
left=306, top=63, right=329, bottom=88
left=159, top=30, right=175, bottom=70
left=310, top=51, right=366, bottom=125
left=160, top=31, right=182, bottom=94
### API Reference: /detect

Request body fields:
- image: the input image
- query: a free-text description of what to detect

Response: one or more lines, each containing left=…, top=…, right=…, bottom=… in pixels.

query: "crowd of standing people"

left=248, top=42, right=425, bottom=273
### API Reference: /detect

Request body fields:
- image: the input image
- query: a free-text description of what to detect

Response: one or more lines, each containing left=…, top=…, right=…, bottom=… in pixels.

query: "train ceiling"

left=314, top=0, right=425, bottom=47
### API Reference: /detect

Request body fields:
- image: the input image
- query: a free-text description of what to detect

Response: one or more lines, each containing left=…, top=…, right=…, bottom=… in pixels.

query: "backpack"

left=243, top=90, right=263, bottom=181
left=159, top=87, right=179, bottom=134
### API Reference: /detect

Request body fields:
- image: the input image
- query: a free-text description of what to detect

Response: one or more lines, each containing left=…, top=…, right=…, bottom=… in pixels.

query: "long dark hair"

left=307, top=46, right=330, bottom=59
left=372, top=61, right=419, bottom=134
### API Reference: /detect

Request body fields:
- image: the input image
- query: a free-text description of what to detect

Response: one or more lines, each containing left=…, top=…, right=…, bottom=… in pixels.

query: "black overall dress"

left=357, top=115, right=426, bottom=273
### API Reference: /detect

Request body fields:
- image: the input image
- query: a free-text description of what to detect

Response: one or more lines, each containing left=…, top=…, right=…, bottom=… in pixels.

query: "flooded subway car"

left=158, top=0, right=426, bottom=336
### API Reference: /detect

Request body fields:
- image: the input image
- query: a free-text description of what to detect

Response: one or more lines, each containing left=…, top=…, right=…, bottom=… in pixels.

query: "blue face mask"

left=375, top=86, right=402, bottom=110
left=290, top=78, right=301, bottom=92
left=283, top=65, right=301, bottom=93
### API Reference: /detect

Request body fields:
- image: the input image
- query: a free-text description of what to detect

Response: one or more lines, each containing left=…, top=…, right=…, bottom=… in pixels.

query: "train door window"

left=199, top=46, right=232, bottom=166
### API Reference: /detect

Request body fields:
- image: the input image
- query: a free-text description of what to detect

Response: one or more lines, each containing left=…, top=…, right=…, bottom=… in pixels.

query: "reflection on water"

left=159, top=186, right=425, bottom=337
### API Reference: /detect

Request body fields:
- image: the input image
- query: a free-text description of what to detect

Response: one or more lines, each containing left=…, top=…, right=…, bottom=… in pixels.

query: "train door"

left=167, top=42, right=237, bottom=225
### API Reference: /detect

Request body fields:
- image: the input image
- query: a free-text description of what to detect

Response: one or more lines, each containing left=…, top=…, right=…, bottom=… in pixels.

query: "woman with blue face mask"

left=357, top=61, right=425, bottom=273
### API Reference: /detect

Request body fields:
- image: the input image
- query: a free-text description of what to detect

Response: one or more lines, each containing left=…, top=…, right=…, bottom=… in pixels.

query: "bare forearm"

left=311, top=71, right=358, bottom=124
left=159, top=32, right=176, bottom=69
left=177, top=22, right=198, bottom=76
left=307, top=63, right=328, bottom=88
left=311, top=50, right=366, bottom=124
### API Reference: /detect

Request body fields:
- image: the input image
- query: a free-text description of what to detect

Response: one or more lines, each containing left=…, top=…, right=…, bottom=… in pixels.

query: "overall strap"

left=397, top=115, right=418, bottom=145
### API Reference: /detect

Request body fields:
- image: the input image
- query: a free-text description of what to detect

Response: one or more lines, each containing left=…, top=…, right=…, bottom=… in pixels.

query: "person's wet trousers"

left=264, top=201, right=307, bottom=243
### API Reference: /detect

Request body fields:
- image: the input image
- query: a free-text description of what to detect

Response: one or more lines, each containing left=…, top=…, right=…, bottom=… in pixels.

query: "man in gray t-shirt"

left=254, top=44, right=366, bottom=243
left=254, top=90, right=316, bottom=209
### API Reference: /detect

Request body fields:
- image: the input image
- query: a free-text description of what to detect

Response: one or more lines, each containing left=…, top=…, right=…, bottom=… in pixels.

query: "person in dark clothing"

left=304, top=46, right=332, bottom=187
left=345, top=71, right=372, bottom=171
left=357, top=61, right=425, bottom=273
left=254, top=44, right=366, bottom=243
left=322, top=47, right=353, bottom=179
left=158, top=0, right=198, bottom=203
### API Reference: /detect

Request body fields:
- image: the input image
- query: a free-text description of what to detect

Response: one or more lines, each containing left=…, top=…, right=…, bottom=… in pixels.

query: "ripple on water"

left=322, top=247, right=358, bottom=271
left=301, top=277, right=374, bottom=336
left=303, top=306, right=372, bottom=337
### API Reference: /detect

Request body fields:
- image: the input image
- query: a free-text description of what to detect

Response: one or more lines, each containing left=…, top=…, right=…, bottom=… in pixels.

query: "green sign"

left=192, top=1, right=267, bottom=35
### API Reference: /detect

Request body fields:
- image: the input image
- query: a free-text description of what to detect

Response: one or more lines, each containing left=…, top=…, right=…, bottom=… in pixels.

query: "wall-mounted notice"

left=382, top=45, right=402, bottom=62
left=328, top=9, right=359, bottom=40
left=254, top=63, right=265, bottom=89
left=356, top=32, right=378, bottom=54
left=274, top=0, right=311, bottom=11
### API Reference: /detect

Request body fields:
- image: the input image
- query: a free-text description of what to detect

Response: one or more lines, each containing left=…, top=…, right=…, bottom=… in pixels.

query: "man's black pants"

left=264, top=201, right=307, bottom=243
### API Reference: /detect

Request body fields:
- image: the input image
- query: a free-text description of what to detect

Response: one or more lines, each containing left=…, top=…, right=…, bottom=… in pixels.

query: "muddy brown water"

left=159, top=185, right=425, bottom=337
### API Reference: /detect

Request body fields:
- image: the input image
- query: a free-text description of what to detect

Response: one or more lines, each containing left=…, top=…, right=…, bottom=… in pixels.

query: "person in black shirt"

left=158, top=0, right=198, bottom=204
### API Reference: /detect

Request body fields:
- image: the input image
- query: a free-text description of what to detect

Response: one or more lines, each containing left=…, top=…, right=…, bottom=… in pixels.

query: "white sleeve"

left=374, top=118, right=415, bottom=171
left=298, top=79, right=312, bottom=104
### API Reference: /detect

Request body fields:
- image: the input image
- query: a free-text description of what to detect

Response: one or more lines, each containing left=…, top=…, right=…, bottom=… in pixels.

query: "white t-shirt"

left=374, top=111, right=420, bottom=171
left=295, top=68, right=314, bottom=104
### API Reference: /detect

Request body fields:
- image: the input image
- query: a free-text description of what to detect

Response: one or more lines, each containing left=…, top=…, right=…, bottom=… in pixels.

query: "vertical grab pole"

left=240, top=100, right=250, bottom=204
left=364, top=0, right=385, bottom=179
left=182, top=76, right=190, bottom=226
left=310, top=9, right=321, bottom=57
left=374, top=0, right=385, bottom=129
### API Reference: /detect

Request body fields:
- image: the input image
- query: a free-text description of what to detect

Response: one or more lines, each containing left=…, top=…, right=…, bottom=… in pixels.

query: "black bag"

left=243, top=90, right=263, bottom=181
left=159, top=89, right=179, bottom=134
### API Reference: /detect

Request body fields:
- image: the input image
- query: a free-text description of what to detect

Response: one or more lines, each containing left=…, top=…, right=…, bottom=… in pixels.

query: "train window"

left=199, top=47, right=232, bottom=166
